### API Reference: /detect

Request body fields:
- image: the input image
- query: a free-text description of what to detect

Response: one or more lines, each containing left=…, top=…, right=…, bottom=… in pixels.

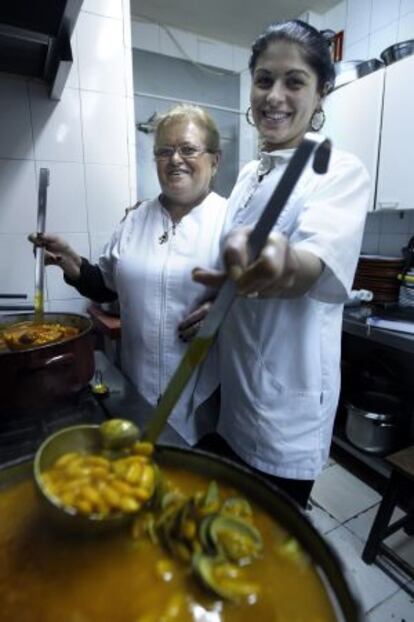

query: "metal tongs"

left=143, top=133, right=332, bottom=442
left=34, top=168, right=50, bottom=323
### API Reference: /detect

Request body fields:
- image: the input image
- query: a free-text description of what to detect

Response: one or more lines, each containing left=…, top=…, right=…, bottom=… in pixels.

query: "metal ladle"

left=34, top=168, right=50, bottom=324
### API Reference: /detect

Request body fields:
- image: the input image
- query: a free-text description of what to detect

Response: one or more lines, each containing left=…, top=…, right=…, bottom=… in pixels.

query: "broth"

left=0, top=468, right=337, bottom=622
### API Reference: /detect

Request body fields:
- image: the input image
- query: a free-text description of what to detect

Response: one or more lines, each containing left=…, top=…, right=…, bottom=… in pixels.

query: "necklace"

left=159, top=213, right=181, bottom=244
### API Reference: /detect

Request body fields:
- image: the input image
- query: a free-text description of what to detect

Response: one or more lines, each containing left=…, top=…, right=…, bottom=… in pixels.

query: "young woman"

left=194, top=20, right=370, bottom=508
left=29, top=104, right=227, bottom=444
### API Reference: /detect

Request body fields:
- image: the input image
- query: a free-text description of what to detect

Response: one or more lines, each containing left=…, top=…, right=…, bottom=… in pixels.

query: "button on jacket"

left=217, top=147, right=370, bottom=480
left=98, top=192, right=227, bottom=444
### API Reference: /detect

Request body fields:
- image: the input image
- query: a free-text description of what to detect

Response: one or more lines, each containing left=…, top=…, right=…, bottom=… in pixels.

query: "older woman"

left=194, top=20, right=370, bottom=508
left=29, top=104, right=227, bottom=443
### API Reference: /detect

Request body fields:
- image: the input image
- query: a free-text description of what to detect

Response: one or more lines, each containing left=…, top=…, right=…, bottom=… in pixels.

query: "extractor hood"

left=0, top=0, right=83, bottom=100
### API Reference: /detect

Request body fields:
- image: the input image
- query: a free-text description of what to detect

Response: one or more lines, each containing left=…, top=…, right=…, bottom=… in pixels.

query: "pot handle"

left=19, top=352, right=75, bottom=372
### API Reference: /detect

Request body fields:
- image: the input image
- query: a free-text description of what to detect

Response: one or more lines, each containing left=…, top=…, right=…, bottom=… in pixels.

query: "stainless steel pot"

left=334, top=58, right=383, bottom=89
left=380, top=40, right=414, bottom=65
left=345, top=391, right=408, bottom=455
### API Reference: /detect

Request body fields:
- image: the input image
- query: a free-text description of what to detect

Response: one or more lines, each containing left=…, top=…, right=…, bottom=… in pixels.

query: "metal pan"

left=334, top=58, right=384, bottom=89
left=380, top=40, right=414, bottom=65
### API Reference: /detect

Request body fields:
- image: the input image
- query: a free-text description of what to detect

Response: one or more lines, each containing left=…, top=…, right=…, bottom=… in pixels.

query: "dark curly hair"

left=249, top=20, right=335, bottom=94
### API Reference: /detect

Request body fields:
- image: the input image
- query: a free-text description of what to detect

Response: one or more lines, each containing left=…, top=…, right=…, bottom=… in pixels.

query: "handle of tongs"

left=34, top=168, right=50, bottom=323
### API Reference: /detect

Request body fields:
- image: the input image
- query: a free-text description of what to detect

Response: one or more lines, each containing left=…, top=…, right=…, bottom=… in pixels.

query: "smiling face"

left=251, top=40, right=322, bottom=151
left=155, top=119, right=219, bottom=209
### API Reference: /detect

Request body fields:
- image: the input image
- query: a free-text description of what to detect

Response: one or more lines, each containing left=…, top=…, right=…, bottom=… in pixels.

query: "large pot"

left=0, top=312, right=95, bottom=412
left=3, top=441, right=364, bottom=621
left=345, top=391, right=408, bottom=455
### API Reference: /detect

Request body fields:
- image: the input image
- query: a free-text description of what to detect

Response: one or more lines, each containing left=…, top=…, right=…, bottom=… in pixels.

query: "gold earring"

left=245, top=106, right=256, bottom=127
left=311, top=108, right=326, bottom=132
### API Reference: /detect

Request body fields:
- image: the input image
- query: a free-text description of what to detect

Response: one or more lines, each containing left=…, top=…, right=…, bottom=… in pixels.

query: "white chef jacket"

left=217, top=146, right=370, bottom=480
left=98, top=192, right=227, bottom=443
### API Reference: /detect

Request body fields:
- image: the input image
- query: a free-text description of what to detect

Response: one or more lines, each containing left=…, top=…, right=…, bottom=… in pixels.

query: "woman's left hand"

left=178, top=301, right=213, bottom=342
left=193, top=227, right=323, bottom=298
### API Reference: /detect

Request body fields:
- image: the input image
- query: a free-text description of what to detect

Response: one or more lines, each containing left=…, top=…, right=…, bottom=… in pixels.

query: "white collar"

left=257, top=148, right=296, bottom=178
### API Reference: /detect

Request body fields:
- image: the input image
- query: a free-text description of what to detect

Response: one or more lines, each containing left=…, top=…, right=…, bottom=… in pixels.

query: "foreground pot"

left=0, top=313, right=95, bottom=411
left=30, top=427, right=363, bottom=620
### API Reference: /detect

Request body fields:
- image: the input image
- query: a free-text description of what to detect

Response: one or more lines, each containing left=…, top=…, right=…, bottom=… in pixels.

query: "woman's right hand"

left=28, top=233, right=82, bottom=280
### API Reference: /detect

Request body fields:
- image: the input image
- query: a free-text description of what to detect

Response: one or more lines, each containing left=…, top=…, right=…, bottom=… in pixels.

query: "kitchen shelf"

left=0, top=0, right=83, bottom=99
left=343, top=306, right=414, bottom=354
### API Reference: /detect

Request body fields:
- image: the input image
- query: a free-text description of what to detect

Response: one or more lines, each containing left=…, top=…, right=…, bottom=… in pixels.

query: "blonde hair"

left=155, top=104, right=220, bottom=152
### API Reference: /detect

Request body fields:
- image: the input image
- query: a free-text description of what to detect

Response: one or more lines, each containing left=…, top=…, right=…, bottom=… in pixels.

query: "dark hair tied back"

left=249, top=19, right=335, bottom=94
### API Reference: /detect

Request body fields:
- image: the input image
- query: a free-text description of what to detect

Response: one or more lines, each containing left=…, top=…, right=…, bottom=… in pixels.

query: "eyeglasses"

left=153, top=145, right=213, bottom=160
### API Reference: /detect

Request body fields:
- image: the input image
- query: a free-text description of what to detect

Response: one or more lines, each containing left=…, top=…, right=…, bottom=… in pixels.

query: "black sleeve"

left=64, top=257, right=118, bottom=303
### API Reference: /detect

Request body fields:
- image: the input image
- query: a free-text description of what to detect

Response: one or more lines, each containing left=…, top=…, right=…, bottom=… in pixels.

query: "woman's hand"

left=28, top=233, right=82, bottom=281
left=193, top=227, right=323, bottom=298
left=178, top=301, right=213, bottom=342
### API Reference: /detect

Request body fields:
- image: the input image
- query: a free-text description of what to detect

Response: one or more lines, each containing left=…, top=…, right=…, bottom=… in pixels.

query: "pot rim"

left=346, top=403, right=397, bottom=422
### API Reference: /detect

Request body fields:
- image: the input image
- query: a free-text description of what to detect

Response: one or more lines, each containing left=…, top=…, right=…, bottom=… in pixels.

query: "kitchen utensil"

left=34, top=168, right=50, bottom=324
left=380, top=40, right=414, bottom=65
left=29, top=425, right=364, bottom=621
left=143, top=134, right=332, bottom=443
left=334, top=58, right=383, bottom=89
left=345, top=391, right=409, bottom=455
left=0, top=312, right=95, bottom=411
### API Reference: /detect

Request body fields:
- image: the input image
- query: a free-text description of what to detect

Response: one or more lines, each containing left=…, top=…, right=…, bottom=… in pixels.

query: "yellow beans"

left=41, top=441, right=156, bottom=518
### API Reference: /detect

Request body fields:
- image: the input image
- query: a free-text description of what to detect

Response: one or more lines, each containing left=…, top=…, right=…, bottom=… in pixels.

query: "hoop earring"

left=311, top=108, right=326, bottom=132
left=245, top=106, right=256, bottom=127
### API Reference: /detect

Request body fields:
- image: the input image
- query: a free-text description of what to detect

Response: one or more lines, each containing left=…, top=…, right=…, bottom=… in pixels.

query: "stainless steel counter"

left=343, top=306, right=414, bottom=353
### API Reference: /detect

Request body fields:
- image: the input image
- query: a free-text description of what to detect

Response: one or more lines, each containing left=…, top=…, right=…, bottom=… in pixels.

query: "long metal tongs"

left=143, top=133, right=332, bottom=442
left=34, top=168, right=50, bottom=324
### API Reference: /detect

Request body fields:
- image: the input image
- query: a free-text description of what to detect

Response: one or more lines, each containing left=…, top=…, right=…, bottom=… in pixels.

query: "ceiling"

left=130, top=0, right=342, bottom=48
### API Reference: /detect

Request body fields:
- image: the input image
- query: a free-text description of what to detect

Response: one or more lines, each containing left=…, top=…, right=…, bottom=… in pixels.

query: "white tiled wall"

left=342, top=0, right=414, bottom=62
left=317, top=0, right=414, bottom=257
left=0, top=0, right=135, bottom=313
left=131, top=17, right=256, bottom=172
left=345, top=0, right=414, bottom=256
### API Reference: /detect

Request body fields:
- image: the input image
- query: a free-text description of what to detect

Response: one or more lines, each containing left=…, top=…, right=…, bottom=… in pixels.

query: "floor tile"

left=325, top=526, right=400, bottom=612
left=345, top=505, right=404, bottom=541
left=345, top=505, right=414, bottom=584
left=386, top=529, right=414, bottom=569
left=307, top=504, right=341, bottom=535
left=312, top=464, right=381, bottom=522
left=323, top=456, right=336, bottom=470
left=366, top=584, right=414, bottom=620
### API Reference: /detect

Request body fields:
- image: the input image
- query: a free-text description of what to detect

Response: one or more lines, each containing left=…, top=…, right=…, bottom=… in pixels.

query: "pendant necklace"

left=159, top=212, right=180, bottom=244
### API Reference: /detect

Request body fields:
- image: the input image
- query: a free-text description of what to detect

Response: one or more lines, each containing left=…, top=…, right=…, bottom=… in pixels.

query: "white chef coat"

left=217, top=146, right=370, bottom=480
left=98, top=192, right=227, bottom=443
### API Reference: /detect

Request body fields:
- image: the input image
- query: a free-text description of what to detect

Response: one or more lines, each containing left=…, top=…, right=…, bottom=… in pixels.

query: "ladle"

left=34, top=168, right=50, bottom=324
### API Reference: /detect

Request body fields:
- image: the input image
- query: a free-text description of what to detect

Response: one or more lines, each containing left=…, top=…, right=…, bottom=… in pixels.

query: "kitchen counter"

left=93, top=351, right=188, bottom=449
left=343, top=305, right=414, bottom=353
